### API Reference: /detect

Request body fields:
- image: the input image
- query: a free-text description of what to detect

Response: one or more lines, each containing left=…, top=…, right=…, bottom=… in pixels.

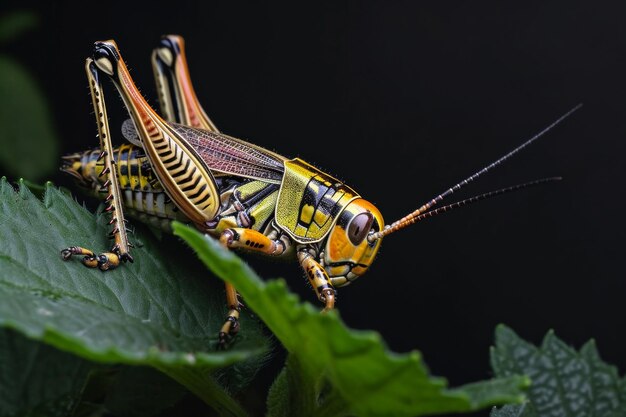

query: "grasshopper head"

left=323, top=199, right=384, bottom=287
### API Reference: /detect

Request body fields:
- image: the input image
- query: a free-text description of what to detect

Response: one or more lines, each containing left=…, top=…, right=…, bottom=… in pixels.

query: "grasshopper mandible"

left=61, top=35, right=579, bottom=346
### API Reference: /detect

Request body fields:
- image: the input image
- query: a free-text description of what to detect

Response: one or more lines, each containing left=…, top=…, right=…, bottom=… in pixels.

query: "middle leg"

left=217, top=227, right=292, bottom=346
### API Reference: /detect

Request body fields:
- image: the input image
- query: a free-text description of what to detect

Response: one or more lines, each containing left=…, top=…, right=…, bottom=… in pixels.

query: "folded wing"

left=171, top=124, right=286, bottom=184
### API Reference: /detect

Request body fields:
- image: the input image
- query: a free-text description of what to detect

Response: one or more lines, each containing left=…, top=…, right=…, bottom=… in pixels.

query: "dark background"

left=3, top=1, right=626, bottom=415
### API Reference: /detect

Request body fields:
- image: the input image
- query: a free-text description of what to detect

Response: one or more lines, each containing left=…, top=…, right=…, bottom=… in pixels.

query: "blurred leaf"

left=0, top=328, right=91, bottom=417
left=174, top=223, right=529, bottom=417
left=0, top=179, right=270, bottom=417
left=0, top=10, right=39, bottom=43
left=0, top=56, right=58, bottom=181
left=490, top=325, right=626, bottom=417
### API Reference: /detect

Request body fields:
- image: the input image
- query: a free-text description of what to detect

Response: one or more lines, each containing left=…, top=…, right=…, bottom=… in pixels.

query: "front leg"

left=217, top=227, right=292, bottom=347
left=297, top=250, right=336, bottom=312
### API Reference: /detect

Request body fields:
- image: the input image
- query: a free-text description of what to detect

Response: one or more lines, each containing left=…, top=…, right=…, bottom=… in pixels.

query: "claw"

left=60, top=246, right=94, bottom=261
left=60, top=248, right=73, bottom=261
left=121, top=252, right=134, bottom=263
left=217, top=332, right=228, bottom=350
left=321, top=288, right=336, bottom=312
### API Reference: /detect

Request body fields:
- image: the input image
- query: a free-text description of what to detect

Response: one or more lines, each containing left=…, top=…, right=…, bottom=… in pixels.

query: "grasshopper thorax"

left=323, top=198, right=384, bottom=287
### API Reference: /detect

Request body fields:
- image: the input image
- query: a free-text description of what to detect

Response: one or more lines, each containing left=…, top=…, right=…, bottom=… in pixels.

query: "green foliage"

left=0, top=11, right=39, bottom=43
left=490, top=325, right=626, bottom=417
left=0, top=11, right=59, bottom=181
left=174, top=222, right=529, bottom=417
left=4, top=179, right=622, bottom=417
left=0, top=178, right=268, bottom=416
left=0, top=328, right=91, bottom=417
left=0, top=329, right=189, bottom=417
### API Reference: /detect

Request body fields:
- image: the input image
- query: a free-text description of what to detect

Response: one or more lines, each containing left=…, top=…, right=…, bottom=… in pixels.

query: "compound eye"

left=347, top=212, right=374, bottom=245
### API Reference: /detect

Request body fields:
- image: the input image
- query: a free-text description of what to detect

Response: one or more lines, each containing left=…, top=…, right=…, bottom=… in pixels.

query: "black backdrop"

left=3, top=1, right=626, bottom=416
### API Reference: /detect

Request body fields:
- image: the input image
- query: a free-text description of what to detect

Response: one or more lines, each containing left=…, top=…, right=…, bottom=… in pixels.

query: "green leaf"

left=0, top=328, right=186, bottom=417
left=174, top=223, right=529, bottom=417
left=490, top=325, right=626, bottom=417
left=0, top=178, right=270, bottom=416
left=0, top=56, right=59, bottom=181
left=0, top=328, right=91, bottom=417
left=0, top=11, right=39, bottom=43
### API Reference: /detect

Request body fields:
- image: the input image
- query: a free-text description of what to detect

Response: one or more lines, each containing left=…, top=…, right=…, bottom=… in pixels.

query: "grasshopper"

left=61, top=35, right=578, bottom=346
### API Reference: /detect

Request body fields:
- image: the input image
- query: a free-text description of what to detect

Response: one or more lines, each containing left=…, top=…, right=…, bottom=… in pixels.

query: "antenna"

left=375, top=177, right=561, bottom=234
left=368, top=104, right=581, bottom=242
